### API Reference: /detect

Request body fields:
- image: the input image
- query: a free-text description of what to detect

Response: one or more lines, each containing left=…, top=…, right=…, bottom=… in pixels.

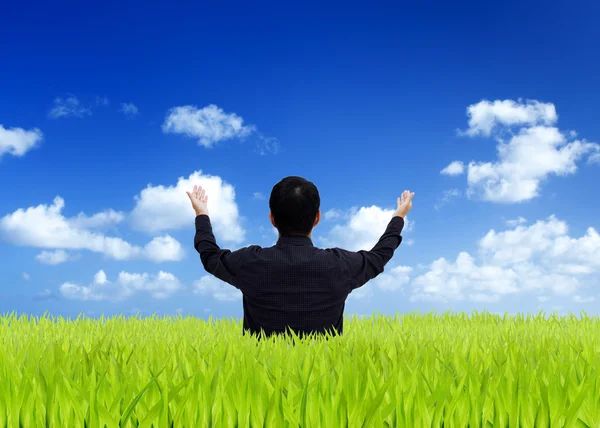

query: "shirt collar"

left=276, top=234, right=314, bottom=246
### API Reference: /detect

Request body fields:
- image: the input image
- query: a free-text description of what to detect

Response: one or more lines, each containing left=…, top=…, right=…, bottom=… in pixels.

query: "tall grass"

left=0, top=310, right=599, bottom=427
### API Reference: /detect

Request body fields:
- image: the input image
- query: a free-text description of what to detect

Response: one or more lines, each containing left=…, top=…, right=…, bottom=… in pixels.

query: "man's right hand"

left=393, top=190, right=415, bottom=219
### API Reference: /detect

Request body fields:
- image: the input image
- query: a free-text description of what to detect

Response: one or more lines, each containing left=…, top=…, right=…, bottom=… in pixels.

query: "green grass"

left=1, top=310, right=599, bottom=427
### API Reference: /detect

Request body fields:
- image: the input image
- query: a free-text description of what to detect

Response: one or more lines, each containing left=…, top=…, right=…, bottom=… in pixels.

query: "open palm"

left=186, top=185, right=209, bottom=216
left=394, top=189, right=414, bottom=218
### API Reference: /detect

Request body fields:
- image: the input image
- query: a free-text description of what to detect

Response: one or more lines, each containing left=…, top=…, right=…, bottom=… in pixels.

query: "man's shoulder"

left=237, top=244, right=263, bottom=253
left=318, top=247, right=357, bottom=259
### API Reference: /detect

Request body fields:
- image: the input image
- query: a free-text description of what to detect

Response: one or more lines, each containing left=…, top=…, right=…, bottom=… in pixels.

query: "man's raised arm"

left=187, top=185, right=246, bottom=288
left=333, top=190, right=414, bottom=292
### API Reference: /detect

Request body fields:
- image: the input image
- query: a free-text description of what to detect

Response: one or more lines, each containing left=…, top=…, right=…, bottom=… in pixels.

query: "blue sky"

left=1, top=0, right=599, bottom=320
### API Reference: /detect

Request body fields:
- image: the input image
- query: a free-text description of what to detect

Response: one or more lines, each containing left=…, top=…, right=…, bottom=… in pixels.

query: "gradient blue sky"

left=1, top=0, right=599, bottom=320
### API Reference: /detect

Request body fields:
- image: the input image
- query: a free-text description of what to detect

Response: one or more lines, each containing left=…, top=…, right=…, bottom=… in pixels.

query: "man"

left=187, top=176, right=414, bottom=340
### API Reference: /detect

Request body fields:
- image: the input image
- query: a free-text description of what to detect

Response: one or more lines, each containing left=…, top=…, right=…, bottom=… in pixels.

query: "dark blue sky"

left=1, top=0, right=599, bottom=319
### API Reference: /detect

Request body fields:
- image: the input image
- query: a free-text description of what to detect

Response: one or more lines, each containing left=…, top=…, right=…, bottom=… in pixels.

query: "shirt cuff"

left=195, top=214, right=211, bottom=230
left=389, top=216, right=405, bottom=233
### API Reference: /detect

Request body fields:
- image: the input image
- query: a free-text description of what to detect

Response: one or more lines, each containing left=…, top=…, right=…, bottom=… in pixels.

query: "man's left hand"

left=186, top=185, right=209, bottom=216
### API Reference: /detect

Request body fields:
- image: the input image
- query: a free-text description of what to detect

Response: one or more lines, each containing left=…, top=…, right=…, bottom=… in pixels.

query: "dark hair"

left=269, top=176, right=320, bottom=236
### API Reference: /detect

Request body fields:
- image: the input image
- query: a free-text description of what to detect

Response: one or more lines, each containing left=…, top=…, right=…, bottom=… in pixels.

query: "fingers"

left=398, top=190, right=415, bottom=205
left=189, top=185, right=209, bottom=203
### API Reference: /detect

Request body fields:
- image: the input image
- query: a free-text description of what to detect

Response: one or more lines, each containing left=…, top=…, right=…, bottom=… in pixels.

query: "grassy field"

left=1, top=310, right=599, bottom=427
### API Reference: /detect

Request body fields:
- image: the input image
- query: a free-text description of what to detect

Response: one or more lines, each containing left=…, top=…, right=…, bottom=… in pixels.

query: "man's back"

left=193, top=215, right=405, bottom=338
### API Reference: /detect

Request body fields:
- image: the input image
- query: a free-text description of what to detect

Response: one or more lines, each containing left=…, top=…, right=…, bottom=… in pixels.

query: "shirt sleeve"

left=194, top=214, right=251, bottom=289
left=330, top=216, right=404, bottom=292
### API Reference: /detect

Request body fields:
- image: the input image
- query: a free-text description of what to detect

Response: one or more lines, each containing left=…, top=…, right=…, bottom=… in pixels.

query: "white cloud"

left=479, top=215, right=600, bottom=271
left=410, top=215, right=600, bottom=302
left=0, top=196, right=183, bottom=262
left=60, top=269, right=183, bottom=301
left=71, top=209, right=125, bottom=229
left=460, top=99, right=557, bottom=137
left=479, top=216, right=567, bottom=266
left=253, top=192, right=265, bottom=200
left=371, top=266, right=412, bottom=291
left=130, top=170, right=245, bottom=244
left=466, top=126, right=598, bottom=202
left=143, top=235, right=184, bottom=262
left=48, top=96, right=91, bottom=119
left=434, top=189, right=461, bottom=211
left=506, top=216, right=527, bottom=227
left=319, top=206, right=409, bottom=251
left=162, top=104, right=255, bottom=148
left=0, top=125, right=43, bottom=159
left=36, top=249, right=77, bottom=265
left=193, top=275, right=241, bottom=301
left=346, top=285, right=373, bottom=301
left=440, top=161, right=464, bottom=176
left=344, top=264, right=413, bottom=300
left=411, top=252, right=520, bottom=302
left=456, top=100, right=599, bottom=203
left=573, top=295, right=596, bottom=303
left=94, top=270, right=108, bottom=285
left=22, top=272, right=30, bottom=280
left=324, top=209, right=342, bottom=221
left=119, top=103, right=139, bottom=117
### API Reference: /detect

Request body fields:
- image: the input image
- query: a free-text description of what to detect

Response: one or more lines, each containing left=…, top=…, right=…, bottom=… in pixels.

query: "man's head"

left=269, top=176, right=321, bottom=237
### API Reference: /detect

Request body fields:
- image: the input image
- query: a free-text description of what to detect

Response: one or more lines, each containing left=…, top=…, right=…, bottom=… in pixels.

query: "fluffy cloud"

left=0, top=196, right=183, bottom=262
left=371, top=266, right=412, bottom=291
left=410, top=215, right=600, bottom=302
left=319, top=206, right=411, bottom=251
left=119, top=103, right=139, bottom=117
left=130, top=170, right=245, bottom=244
left=253, top=192, right=265, bottom=200
left=22, top=272, right=30, bottom=280
left=36, top=249, right=78, bottom=265
left=144, top=235, right=185, bottom=262
left=162, top=104, right=255, bottom=148
left=467, top=126, right=598, bottom=202
left=0, top=125, right=43, bottom=159
left=346, top=265, right=413, bottom=300
left=193, top=275, right=241, bottom=301
left=70, top=209, right=125, bottom=229
left=440, top=161, right=464, bottom=176
left=460, top=99, right=557, bottom=137
left=48, top=96, right=91, bottom=119
left=453, top=99, right=599, bottom=203
left=60, top=269, right=183, bottom=301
